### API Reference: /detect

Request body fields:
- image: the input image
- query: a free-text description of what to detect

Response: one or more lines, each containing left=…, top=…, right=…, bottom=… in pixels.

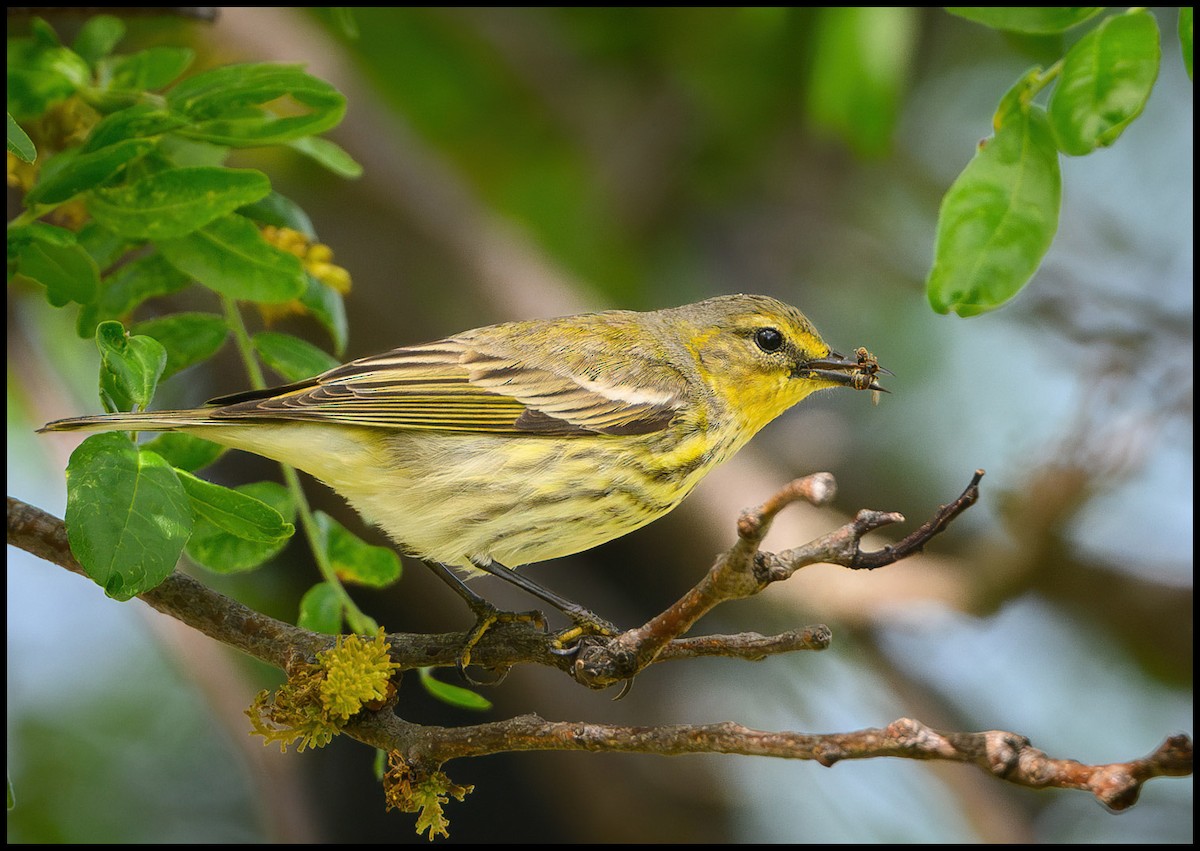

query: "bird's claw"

left=549, top=613, right=621, bottom=658
left=457, top=604, right=548, bottom=681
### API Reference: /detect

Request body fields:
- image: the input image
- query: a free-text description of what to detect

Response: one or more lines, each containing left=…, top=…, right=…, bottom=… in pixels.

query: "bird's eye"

left=754, top=327, right=784, bottom=353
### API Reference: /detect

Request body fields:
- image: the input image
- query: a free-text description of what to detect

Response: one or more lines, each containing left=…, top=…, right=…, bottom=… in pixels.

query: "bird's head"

left=672, top=293, right=887, bottom=434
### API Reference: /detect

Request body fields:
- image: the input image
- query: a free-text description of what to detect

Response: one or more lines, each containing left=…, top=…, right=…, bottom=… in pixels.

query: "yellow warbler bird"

left=41, top=294, right=885, bottom=630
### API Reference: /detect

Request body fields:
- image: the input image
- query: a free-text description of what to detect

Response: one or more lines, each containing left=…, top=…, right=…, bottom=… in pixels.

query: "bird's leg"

left=424, top=561, right=547, bottom=678
left=468, top=558, right=620, bottom=652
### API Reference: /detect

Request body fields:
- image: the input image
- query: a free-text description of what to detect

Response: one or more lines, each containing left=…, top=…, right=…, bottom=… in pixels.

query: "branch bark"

left=349, top=712, right=1192, bottom=812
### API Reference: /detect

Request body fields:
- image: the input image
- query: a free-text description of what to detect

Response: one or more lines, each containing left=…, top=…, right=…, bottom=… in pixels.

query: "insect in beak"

left=798, top=347, right=891, bottom=393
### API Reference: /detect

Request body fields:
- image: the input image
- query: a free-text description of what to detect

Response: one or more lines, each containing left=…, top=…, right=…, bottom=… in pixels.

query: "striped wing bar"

left=208, top=339, right=687, bottom=437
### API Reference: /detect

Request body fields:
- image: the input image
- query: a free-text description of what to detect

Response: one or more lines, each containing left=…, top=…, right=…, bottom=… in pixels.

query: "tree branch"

left=6, top=496, right=326, bottom=669
left=570, top=471, right=983, bottom=688
left=7, top=473, right=1191, bottom=820
left=4, top=496, right=832, bottom=678
left=346, top=712, right=1191, bottom=811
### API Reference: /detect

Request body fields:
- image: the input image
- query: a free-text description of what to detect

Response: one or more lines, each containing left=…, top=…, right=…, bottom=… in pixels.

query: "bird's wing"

left=207, top=337, right=689, bottom=437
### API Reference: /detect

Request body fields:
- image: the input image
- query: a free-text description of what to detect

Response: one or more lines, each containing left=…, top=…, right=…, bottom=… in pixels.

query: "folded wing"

left=207, top=336, right=688, bottom=437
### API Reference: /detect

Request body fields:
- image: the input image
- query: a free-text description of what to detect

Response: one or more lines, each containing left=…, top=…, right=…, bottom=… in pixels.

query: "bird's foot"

left=457, top=602, right=548, bottom=682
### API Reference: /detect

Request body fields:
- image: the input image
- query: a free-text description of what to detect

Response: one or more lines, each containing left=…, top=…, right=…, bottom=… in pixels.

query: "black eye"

left=754, top=327, right=784, bottom=353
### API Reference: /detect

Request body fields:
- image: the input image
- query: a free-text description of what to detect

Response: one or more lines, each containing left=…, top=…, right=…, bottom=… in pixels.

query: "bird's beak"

left=797, top=350, right=891, bottom=392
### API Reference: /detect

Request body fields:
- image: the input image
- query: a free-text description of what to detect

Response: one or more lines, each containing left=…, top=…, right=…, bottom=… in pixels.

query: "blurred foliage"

left=5, top=14, right=393, bottom=633
left=317, top=7, right=922, bottom=306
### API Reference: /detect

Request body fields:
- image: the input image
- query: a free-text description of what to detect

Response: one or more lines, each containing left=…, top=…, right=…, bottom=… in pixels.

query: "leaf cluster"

left=927, top=7, right=1190, bottom=316
left=6, top=16, right=394, bottom=629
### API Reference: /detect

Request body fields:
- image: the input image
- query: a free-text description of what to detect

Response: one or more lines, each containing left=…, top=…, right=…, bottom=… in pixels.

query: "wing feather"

left=208, top=333, right=688, bottom=436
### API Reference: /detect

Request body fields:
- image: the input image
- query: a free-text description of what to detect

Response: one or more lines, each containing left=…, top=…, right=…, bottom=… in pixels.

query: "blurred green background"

left=7, top=7, right=1191, bottom=843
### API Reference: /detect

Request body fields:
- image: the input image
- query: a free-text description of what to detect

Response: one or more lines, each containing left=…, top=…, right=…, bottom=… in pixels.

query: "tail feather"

left=38, top=409, right=223, bottom=434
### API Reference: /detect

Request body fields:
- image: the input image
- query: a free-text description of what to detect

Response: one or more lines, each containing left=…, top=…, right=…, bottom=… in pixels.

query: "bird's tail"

left=38, top=409, right=223, bottom=434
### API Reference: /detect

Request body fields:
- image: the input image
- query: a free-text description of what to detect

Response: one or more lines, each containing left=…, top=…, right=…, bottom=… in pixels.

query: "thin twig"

left=345, top=712, right=1191, bottom=811
left=846, top=468, right=984, bottom=570
left=571, top=471, right=984, bottom=688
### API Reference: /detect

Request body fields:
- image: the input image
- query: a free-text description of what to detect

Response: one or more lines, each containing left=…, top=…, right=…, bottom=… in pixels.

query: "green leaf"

left=140, top=432, right=225, bottom=472
left=805, top=7, right=917, bottom=157
left=156, top=213, right=307, bottom=302
left=72, top=15, right=125, bottom=66
left=154, top=135, right=231, bottom=169
left=6, top=37, right=91, bottom=118
left=82, top=105, right=188, bottom=153
left=252, top=330, right=340, bottom=383
left=945, top=8, right=1104, bottom=34
left=167, top=63, right=347, bottom=146
left=7, top=221, right=76, bottom=251
left=7, top=113, right=36, bottom=162
left=286, top=135, right=363, bottom=179
left=299, top=272, right=349, bottom=354
left=76, top=252, right=192, bottom=338
left=86, top=167, right=272, bottom=240
left=76, top=221, right=131, bottom=270
left=237, top=190, right=316, bottom=237
left=65, top=434, right=193, bottom=600
left=29, top=17, right=63, bottom=47
left=1180, top=8, right=1193, bottom=81
left=185, top=481, right=296, bottom=573
left=96, top=320, right=167, bottom=412
left=131, top=311, right=229, bottom=378
left=926, top=95, right=1061, bottom=317
left=418, top=668, right=493, bottom=711
left=992, top=66, right=1044, bottom=130
left=103, top=46, right=195, bottom=92
left=298, top=582, right=346, bottom=635
left=1049, top=11, right=1161, bottom=156
left=17, top=240, right=100, bottom=307
left=25, top=138, right=155, bottom=205
left=176, top=470, right=295, bottom=544
left=314, top=511, right=402, bottom=589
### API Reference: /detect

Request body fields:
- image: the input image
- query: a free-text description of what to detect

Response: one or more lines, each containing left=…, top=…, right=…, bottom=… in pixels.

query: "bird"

left=41, top=293, right=886, bottom=637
